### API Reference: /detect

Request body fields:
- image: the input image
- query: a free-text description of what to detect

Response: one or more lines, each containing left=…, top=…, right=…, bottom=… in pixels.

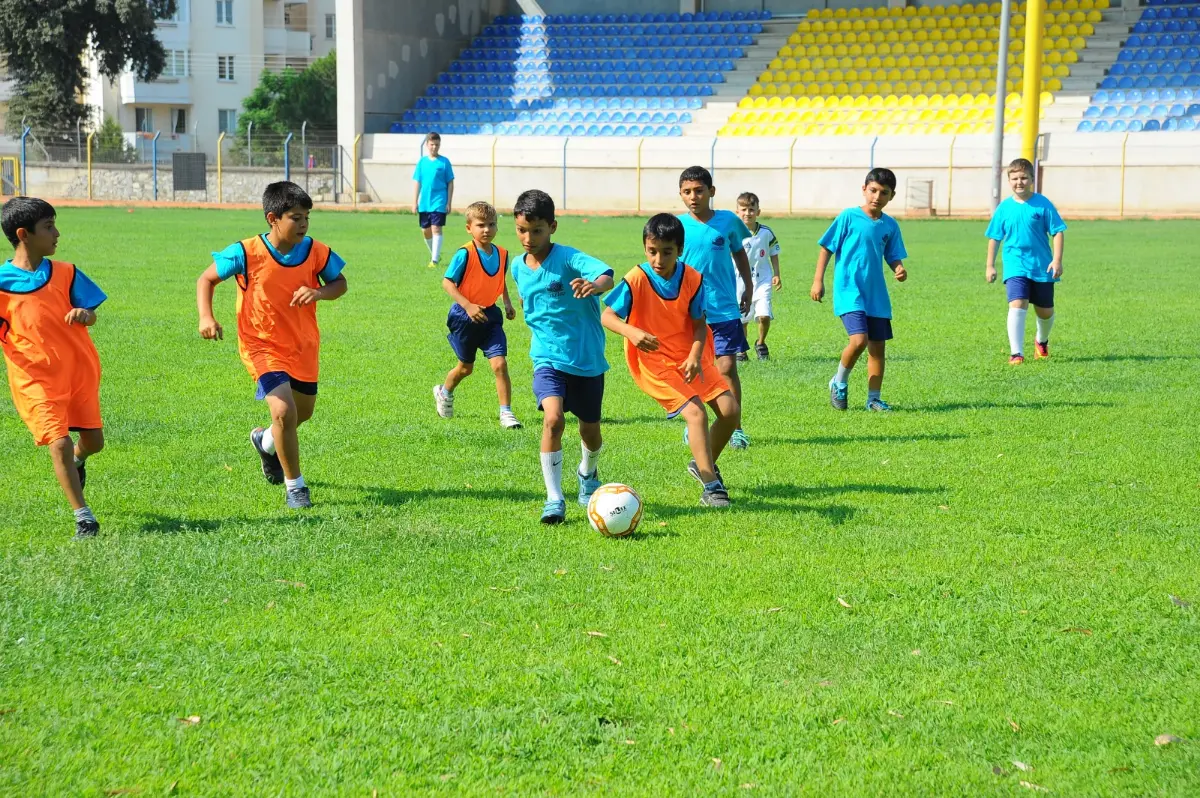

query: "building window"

left=160, top=0, right=189, bottom=23
left=171, top=108, right=188, bottom=134
left=163, top=50, right=190, bottom=78
left=217, top=55, right=235, bottom=81
left=216, top=0, right=233, bottom=25
left=325, top=13, right=335, bottom=39
left=218, top=109, right=238, bottom=134
left=135, top=107, right=153, bottom=132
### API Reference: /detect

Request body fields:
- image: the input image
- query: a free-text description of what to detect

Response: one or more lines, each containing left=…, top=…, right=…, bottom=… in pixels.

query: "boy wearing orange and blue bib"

left=602, top=214, right=739, bottom=508
left=196, top=182, right=348, bottom=509
left=0, top=197, right=107, bottom=539
left=433, top=201, right=521, bottom=429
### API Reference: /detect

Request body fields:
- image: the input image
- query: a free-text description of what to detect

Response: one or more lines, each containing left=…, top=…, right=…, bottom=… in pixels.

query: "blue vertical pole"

left=152, top=131, right=161, bottom=201
left=284, top=132, right=294, bottom=182
left=19, top=126, right=30, bottom=196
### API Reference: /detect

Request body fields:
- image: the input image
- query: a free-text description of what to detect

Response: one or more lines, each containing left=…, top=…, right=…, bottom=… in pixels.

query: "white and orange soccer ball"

left=586, top=483, right=643, bottom=538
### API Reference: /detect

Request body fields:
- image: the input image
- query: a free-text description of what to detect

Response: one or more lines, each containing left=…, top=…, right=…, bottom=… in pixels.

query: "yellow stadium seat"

left=819, top=8, right=833, bottom=18
left=748, top=84, right=763, bottom=97
left=1079, top=0, right=1094, bottom=7
left=1086, top=10, right=1101, bottom=22
left=1095, top=0, right=1109, bottom=8
left=1046, top=78, right=1062, bottom=91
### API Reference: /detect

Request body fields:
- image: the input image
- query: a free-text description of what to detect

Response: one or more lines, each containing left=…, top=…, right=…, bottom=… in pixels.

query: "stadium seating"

left=392, top=11, right=769, bottom=136
left=720, top=1, right=1105, bottom=136
left=1082, top=0, right=1200, bottom=131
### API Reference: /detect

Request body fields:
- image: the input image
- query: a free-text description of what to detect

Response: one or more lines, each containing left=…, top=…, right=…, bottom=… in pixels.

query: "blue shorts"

left=419, top=211, right=447, bottom=229
left=532, top=367, right=605, bottom=423
left=709, top=319, right=749, bottom=357
left=840, top=311, right=893, bottom=341
left=255, top=371, right=318, bottom=401
left=1005, top=276, right=1055, bottom=307
left=447, top=304, right=507, bottom=364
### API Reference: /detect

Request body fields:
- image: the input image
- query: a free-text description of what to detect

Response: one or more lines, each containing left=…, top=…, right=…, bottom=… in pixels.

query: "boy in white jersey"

left=734, top=192, right=782, bottom=361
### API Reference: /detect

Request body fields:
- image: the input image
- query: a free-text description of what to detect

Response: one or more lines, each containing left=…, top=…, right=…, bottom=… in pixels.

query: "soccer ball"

left=587, top=483, right=643, bottom=538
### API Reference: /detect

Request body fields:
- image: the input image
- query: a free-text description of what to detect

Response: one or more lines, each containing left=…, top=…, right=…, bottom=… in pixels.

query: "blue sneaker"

left=866, top=397, right=893, bottom=412
left=541, top=499, right=566, bottom=524
left=729, top=428, right=750, bottom=449
left=577, top=469, right=602, bottom=506
left=829, top=379, right=849, bottom=411
left=285, top=486, right=312, bottom=509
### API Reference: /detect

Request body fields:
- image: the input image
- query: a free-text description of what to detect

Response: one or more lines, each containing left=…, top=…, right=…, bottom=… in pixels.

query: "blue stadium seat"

left=1182, top=117, right=1197, bottom=129
left=1094, top=120, right=1112, bottom=131
left=1129, top=119, right=1145, bottom=131
left=1076, top=120, right=1094, bottom=131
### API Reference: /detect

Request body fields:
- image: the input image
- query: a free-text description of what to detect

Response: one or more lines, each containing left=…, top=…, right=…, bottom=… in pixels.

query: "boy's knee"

left=270, top=401, right=298, bottom=428
left=83, top=429, right=105, bottom=453
left=489, top=358, right=508, bottom=376
left=543, top=412, right=566, bottom=434
left=459, top=361, right=475, bottom=376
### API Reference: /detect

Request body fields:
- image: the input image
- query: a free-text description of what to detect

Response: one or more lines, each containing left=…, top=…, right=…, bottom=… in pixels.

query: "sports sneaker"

left=76, top=460, right=87, bottom=490
left=729, top=429, right=750, bottom=449
left=427, top=259, right=438, bottom=270
left=829, top=380, right=849, bottom=411
left=735, top=351, right=749, bottom=363
left=700, top=485, right=731, bottom=507
left=499, top=409, right=523, bottom=429
left=541, top=499, right=566, bottom=525
left=865, top=397, right=893, bottom=412
left=755, top=342, right=769, bottom=361
left=686, top=459, right=723, bottom=486
left=250, top=427, right=284, bottom=485
left=1009, top=354, right=1025, bottom=365
left=433, top=385, right=454, bottom=419
left=286, top=486, right=312, bottom=509
left=577, top=469, right=602, bottom=506
left=73, top=518, right=99, bottom=540
left=1034, top=340, right=1049, bottom=359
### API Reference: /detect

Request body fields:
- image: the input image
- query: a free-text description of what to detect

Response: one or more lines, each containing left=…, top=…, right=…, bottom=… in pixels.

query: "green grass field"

left=1, top=207, right=1198, bottom=795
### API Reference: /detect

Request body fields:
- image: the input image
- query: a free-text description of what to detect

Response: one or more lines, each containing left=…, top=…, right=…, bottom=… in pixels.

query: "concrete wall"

left=21, top=163, right=338, bottom=204
left=359, top=132, right=1200, bottom=216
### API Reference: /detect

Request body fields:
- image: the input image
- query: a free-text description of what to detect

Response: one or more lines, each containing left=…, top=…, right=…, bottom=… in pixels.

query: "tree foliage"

left=93, top=114, right=137, bottom=163
left=0, top=0, right=176, bottom=132
left=236, top=51, right=337, bottom=136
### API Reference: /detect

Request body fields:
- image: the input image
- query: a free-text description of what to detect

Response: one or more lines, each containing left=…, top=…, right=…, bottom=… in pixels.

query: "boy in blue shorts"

left=811, top=167, right=909, bottom=412
left=985, top=158, right=1066, bottom=364
left=677, top=166, right=754, bottom=448
left=412, top=131, right=455, bottom=269
left=511, top=189, right=615, bottom=525
left=433, top=201, right=521, bottom=429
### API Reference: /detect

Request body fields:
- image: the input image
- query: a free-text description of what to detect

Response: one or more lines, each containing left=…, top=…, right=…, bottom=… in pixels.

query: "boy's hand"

left=810, top=281, right=825, bottom=302
left=199, top=316, right=224, bottom=340
left=893, top=265, right=908, bottom=282
left=628, top=328, right=659, bottom=352
left=570, top=277, right=601, bottom=298
left=739, top=288, right=752, bottom=315
left=986, top=264, right=997, bottom=283
left=291, top=286, right=321, bottom=306
left=681, top=355, right=702, bottom=383
left=1047, top=260, right=1063, bottom=279
left=462, top=301, right=487, bottom=323
left=65, top=308, right=95, bottom=326
left=772, top=275, right=782, bottom=291
left=504, top=301, right=516, bottom=321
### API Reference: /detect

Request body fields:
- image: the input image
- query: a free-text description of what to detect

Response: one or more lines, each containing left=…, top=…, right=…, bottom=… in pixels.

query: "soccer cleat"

left=1009, top=354, right=1025, bottom=365
left=755, top=342, right=769, bottom=361
left=427, top=259, right=438, bottom=270
left=735, top=350, right=749, bottom=363
left=1035, top=340, right=1050, bottom=359
left=577, top=469, right=602, bottom=506
left=76, top=461, right=87, bottom=490
left=686, top=459, right=723, bottom=486
left=729, top=428, right=750, bottom=449
left=700, top=485, right=732, bottom=508
left=499, top=409, right=523, bottom=429
left=829, top=380, right=849, bottom=411
left=250, top=427, right=284, bottom=485
left=433, top=385, right=454, bottom=419
left=73, top=518, right=99, bottom=540
left=866, top=397, right=893, bottom=412
left=540, top=499, right=566, bottom=525
left=286, top=486, right=312, bottom=509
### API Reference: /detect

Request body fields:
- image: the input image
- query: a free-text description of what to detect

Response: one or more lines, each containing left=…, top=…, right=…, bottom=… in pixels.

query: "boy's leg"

left=571, top=374, right=604, bottom=504
left=714, top=353, right=741, bottom=410
left=707, top=391, right=741, bottom=462
left=865, top=340, right=889, bottom=410
left=489, top=356, right=512, bottom=407
left=72, top=428, right=104, bottom=489
left=1008, top=298, right=1029, bottom=358
left=680, top=400, right=718, bottom=482
left=265, top=383, right=301, bottom=481
left=757, top=316, right=771, bottom=346
left=444, top=360, right=474, bottom=394
left=1032, top=283, right=1055, bottom=356
left=430, top=222, right=445, bottom=263
left=539, top=395, right=568, bottom=523
left=831, top=328, right=867, bottom=410
left=49, top=435, right=86, bottom=511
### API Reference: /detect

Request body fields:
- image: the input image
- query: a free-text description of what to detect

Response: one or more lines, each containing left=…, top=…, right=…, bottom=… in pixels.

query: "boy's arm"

left=600, top=306, right=658, bottom=351
left=446, top=180, right=455, bottom=213
left=811, top=247, right=832, bottom=302
left=770, top=253, right=782, bottom=290
left=412, top=180, right=420, bottom=215
left=570, top=272, right=614, bottom=298
left=733, top=248, right=753, bottom=314
left=197, top=264, right=225, bottom=340
left=1049, top=231, right=1064, bottom=278
left=501, top=275, right=516, bottom=320
left=442, top=277, right=488, bottom=323
left=681, top=315, right=706, bottom=383
left=889, top=259, right=907, bottom=282
left=986, top=239, right=1000, bottom=283
left=291, top=275, right=348, bottom=307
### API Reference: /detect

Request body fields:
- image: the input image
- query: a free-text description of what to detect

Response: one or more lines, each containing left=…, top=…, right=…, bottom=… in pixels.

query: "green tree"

left=227, top=51, right=336, bottom=167
left=92, top=114, right=137, bottom=164
left=0, top=0, right=176, bottom=132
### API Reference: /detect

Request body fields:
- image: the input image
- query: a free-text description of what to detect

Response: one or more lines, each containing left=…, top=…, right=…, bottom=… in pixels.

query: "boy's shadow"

left=652, top=498, right=857, bottom=526
left=363, top=485, right=545, bottom=506
left=910, top=399, right=1114, bottom=413
left=758, top=432, right=967, bottom=446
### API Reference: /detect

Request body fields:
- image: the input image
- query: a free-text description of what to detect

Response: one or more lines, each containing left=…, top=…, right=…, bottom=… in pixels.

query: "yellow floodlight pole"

left=788, top=137, right=798, bottom=214
left=352, top=133, right=362, bottom=209
left=1020, top=0, right=1045, bottom=161
left=86, top=132, right=95, bottom=200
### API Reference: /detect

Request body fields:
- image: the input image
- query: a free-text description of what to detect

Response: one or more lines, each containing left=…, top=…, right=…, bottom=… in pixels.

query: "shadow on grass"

left=747, top=482, right=942, bottom=500
left=907, top=400, right=1115, bottom=413
left=363, top=486, right=545, bottom=506
left=138, top=514, right=227, bottom=535
left=758, top=432, right=967, bottom=446
left=651, top=499, right=857, bottom=526
left=1061, top=354, right=1198, bottom=363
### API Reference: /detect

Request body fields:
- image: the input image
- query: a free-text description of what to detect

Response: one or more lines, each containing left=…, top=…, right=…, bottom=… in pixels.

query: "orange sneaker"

left=1034, top=340, right=1049, bottom=359
left=1009, top=354, right=1025, bottom=365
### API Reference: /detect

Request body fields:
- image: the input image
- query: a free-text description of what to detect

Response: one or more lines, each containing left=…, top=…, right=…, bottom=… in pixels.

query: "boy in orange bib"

left=433, top=201, right=520, bottom=429
left=0, top=197, right=107, bottom=539
left=602, top=214, right=740, bottom=507
left=196, top=182, right=348, bottom=509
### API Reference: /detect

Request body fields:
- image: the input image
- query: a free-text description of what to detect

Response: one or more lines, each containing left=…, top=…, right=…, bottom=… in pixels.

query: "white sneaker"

left=499, top=409, right=523, bottom=429
left=433, top=385, right=454, bottom=418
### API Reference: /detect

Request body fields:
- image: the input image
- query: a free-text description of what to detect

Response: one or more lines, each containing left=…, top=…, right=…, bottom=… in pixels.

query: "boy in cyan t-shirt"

left=511, top=190, right=615, bottom=525
left=985, top=157, right=1067, bottom=364
left=812, top=168, right=909, bottom=412
left=412, top=131, right=455, bottom=269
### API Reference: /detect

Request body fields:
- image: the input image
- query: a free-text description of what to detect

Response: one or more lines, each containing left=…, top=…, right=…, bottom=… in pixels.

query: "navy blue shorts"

left=255, top=371, right=318, bottom=401
left=709, top=319, right=750, bottom=357
left=532, top=367, right=605, bottom=423
left=840, top=311, right=893, bottom=341
left=419, top=211, right=447, bottom=229
left=1005, top=276, right=1055, bottom=307
left=447, top=304, right=507, bottom=364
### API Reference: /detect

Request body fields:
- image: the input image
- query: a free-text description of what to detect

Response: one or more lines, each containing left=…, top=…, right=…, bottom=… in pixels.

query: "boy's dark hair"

left=427, top=131, right=441, bottom=142
left=262, top=181, right=313, bottom=219
left=1007, top=157, right=1035, bottom=176
left=679, top=165, right=714, bottom=189
left=642, top=213, right=685, bottom=249
left=864, top=168, right=897, bottom=192
left=1, top=196, right=56, bottom=248
left=513, top=189, right=555, bottom=223
left=737, top=192, right=760, bottom=207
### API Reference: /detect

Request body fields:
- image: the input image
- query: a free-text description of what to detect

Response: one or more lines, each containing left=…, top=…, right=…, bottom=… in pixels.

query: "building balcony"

left=119, top=73, right=191, bottom=105
left=264, top=26, right=313, bottom=55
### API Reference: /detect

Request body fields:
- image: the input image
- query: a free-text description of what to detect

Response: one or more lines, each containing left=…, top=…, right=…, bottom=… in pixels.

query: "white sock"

left=540, top=451, right=565, bottom=502
left=579, top=442, right=601, bottom=477
left=285, top=475, right=306, bottom=491
left=1007, top=307, right=1028, bottom=356
left=73, top=506, right=96, bottom=523
left=74, top=455, right=85, bottom=467
left=262, top=426, right=277, bottom=455
left=835, top=363, right=851, bottom=384
left=1036, top=312, right=1055, bottom=344
left=431, top=233, right=444, bottom=262
left=423, top=237, right=433, bottom=253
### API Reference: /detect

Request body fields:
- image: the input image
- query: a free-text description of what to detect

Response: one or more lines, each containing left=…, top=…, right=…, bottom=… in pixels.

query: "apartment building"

left=85, top=0, right=336, bottom=158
